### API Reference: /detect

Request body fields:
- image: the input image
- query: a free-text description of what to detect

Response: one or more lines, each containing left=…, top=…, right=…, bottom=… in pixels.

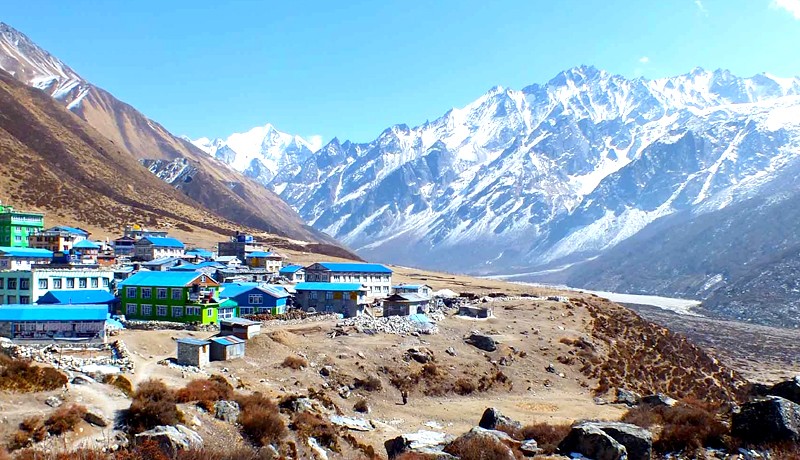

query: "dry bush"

left=622, top=402, right=728, bottom=454
left=395, top=453, right=444, bottom=460
left=103, top=374, right=134, bottom=396
left=0, top=353, right=67, bottom=392
left=175, top=375, right=234, bottom=409
left=281, top=356, right=308, bottom=370
left=45, top=404, right=87, bottom=436
left=454, top=378, right=477, bottom=395
left=353, top=375, right=382, bottom=392
left=291, top=412, right=340, bottom=451
left=125, top=379, right=179, bottom=434
left=9, top=416, right=47, bottom=450
left=353, top=398, right=369, bottom=413
left=518, top=423, right=571, bottom=454
left=444, top=433, right=522, bottom=460
left=175, top=446, right=277, bottom=460
left=236, top=392, right=287, bottom=447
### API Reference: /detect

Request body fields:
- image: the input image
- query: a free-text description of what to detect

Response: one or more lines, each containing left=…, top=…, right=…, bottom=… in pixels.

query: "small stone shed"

left=458, top=305, right=493, bottom=318
left=176, top=338, right=210, bottom=368
left=219, top=317, right=261, bottom=340
left=209, top=335, right=246, bottom=361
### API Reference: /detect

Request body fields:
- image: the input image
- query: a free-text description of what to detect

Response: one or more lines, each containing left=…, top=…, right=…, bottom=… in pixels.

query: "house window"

left=53, top=279, right=62, bottom=289
left=239, top=307, right=253, bottom=315
left=309, top=291, right=318, bottom=300
left=7, top=278, right=16, bottom=290
left=172, top=307, right=183, bottom=318
left=0, top=279, right=3, bottom=289
left=127, top=304, right=137, bottom=315
left=142, top=305, right=152, bottom=315
left=79, top=278, right=87, bottom=288
left=248, top=294, right=263, bottom=305
left=126, top=287, right=137, bottom=298
left=157, top=288, right=167, bottom=299
left=21, top=279, right=31, bottom=290
left=20, top=296, right=30, bottom=304
left=66, top=278, right=74, bottom=288
left=157, top=305, right=167, bottom=316
left=206, top=308, right=213, bottom=317
left=7, top=295, right=16, bottom=303
left=186, top=307, right=199, bottom=316
left=142, top=288, right=151, bottom=299
left=171, top=288, right=182, bottom=300
left=102, top=278, right=109, bottom=287
left=332, top=275, right=340, bottom=281
left=325, top=291, right=334, bottom=300
left=91, top=278, right=99, bottom=288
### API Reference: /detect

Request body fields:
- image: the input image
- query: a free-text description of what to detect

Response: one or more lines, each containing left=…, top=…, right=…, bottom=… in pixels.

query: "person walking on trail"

left=401, top=389, right=409, bottom=405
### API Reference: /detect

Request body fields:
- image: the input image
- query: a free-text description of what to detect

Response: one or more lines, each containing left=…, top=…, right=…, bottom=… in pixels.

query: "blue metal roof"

left=246, top=251, right=275, bottom=258
left=37, top=290, right=115, bottom=305
left=73, top=239, right=100, bottom=249
left=220, top=283, right=289, bottom=299
left=0, top=247, right=53, bottom=258
left=316, top=262, right=392, bottom=273
left=279, top=264, right=304, bottom=274
left=210, top=335, right=245, bottom=346
left=393, top=284, right=423, bottom=289
left=48, top=226, right=89, bottom=236
left=141, top=256, right=180, bottom=266
left=140, top=237, right=185, bottom=248
left=186, top=249, right=213, bottom=258
left=295, top=282, right=366, bottom=292
left=119, top=271, right=216, bottom=288
left=0, top=304, right=108, bottom=321
left=177, top=338, right=210, bottom=346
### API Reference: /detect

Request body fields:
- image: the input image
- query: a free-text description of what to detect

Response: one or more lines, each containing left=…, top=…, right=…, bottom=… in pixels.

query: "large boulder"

left=465, top=334, right=497, bottom=352
left=83, top=407, right=110, bottom=427
left=445, top=426, right=519, bottom=460
left=732, top=396, right=800, bottom=443
left=558, top=424, right=628, bottom=460
left=769, top=376, right=800, bottom=405
left=576, top=422, right=652, bottom=460
left=479, top=407, right=522, bottom=433
left=640, top=393, right=677, bottom=407
left=615, top=388, right=642, bottom=406
left=214, top=400, right=240, bottom=423
left=385, top=430, right=455, bottom=459
left=134, top=425, right=203, bottom=457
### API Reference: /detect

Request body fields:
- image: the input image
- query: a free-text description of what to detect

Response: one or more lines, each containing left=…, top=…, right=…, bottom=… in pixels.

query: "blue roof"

left=48, top=226, right=89, bottom=236
left=393, top=284, right=423, bottom=289
left=0, top=247, right=53, bottom=258
left=246, top=251, right=275, bottom=258
left=316, top=262, right=392, bottom=274
left=140, top=237, right=185, bottom=248
left=220, top=283, right=289, bottom=299
left=0, top=304, right=108, bottom=321
left=73, top=239, right=100, bottom=249
left=119, top=271, right=215, bottom=288
left=177, top=338, right=210, bottom=346
left=186, top=249, right=213, bottom=258
left=141, top=256, right=180, bottom=266
left=37, top=290, right=115, bottom=305
left=210, top=335, right=245, bottom=346
left=279, top=264, right=304, bottom=274
left=295, top=282, right=366, bottom=292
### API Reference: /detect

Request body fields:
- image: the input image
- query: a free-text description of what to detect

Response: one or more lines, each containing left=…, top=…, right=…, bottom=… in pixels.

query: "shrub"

left=353, top=375, right=382, bottom=392
left=236, top=392, right=287, bottom=447
left=291, top=412, right=339, bottom=451
left=622, top=402, right=728, bottom=454
left=444, top=433, right=521, bottom=460
left=175, top=375, right=234, bottom=408
left=518, top=423, right=571, bottom=454
left=281, top=356, right=308, bottom=370
left=126, top=379, right=179, bottom=433
left=45, top=404, right=87, bottom=436
left=353, top=398, right=369, bottom=413
left=0, top=353, right=67, bottom=392
left=9, top=416, right=47, bottom=450
left=454, top=378, right=477, bottom=395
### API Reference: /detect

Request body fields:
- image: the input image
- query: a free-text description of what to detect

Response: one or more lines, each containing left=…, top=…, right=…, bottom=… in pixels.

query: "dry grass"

left=125, top=379, right=180, bottom=434
left=385, top=362, right=512, bottom=397
left=281, top=356, right=308, bottom=370
left=0, top=352, right=67, bottom=392
left=621, top=401, right=728, bottom=454
left=516, top=423, right=571, bottom=454
left=175, top=375, right=234, bottom=411
left=443, top=432, right=522, bottom=460
left=291, top=412, right=340, bottom=452
left=9, top=404, right=87, bottom=450
left=236, top=392, right=287, bottom=447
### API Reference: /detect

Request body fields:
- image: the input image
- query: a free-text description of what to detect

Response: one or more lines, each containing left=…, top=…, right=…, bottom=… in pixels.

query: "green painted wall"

left=0, top=207, right=45, bottom=248
left=120, top=285, right=222, bottom=324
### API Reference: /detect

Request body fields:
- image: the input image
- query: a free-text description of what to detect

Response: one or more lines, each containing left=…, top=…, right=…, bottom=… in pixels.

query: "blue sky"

left=3, top=0, right=800, bottom=146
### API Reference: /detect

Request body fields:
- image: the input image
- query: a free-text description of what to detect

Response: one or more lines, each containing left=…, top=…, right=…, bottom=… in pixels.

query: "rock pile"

left=334, top=315, right=439, bottom=336
left=1, top=340, right=134, bottom=374
left=122, top=320, right=219, bottom=332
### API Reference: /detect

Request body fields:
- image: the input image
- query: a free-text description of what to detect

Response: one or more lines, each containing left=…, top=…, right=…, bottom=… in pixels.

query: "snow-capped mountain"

left=204, top=66, right=800, bottom=274
left=190, top=124, right=318, bottom=186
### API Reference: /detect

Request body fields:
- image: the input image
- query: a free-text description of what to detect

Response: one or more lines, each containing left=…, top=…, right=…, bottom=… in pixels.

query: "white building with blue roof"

left=0, top=267, right=113, bottom=306
left=0, top=246, right=53, bottom=270
left=304, top=262, right=392, bottom=298
left=134, top=236, right=185, bottom=261
left=0, top=304, right=108, bottom=342
left=294, top=282, right=369, bottom=317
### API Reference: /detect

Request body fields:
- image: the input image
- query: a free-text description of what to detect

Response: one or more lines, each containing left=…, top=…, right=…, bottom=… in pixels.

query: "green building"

left=0, top=203, right=44, bottom=248
left=119, top=271, right=234, bottom=324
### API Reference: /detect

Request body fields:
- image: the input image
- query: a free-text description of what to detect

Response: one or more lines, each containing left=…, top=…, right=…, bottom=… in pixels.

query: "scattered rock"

left=319, top=366, right=333, bottom=377
left=357, top=352, right=366, bottom=359
left=45, top=396, right=63, bottom=408
left=465, top=334, right=497, bottom=352
left=307, top=436, right=329, bottom=460
left=640, top=393, right=677, bottom=407
left=338, top=386, right=351, bottom=399
left=134, top=425, right=203, bottom=457
left=576, top=422, right=652, bottom=460
left=71, top=375, right=97, bottom=385
left=384, top=430, right=456, bottom=459
left=406, top=347, right=434, bottom=364
left=329, top=415, right=374, bottom=431
left=558, top=424, right=627, bottom=460
left=189, top=415, right=202, bottom=427
left=615, top=388, right=642, bottom=406
left=520, top=439, right=541, bottom=456
left=478, top=407, right=522, bottom=432
left=445, top=347, right=457, bottom=357
left=214, top=400, right=240, bottom=423
left=83, top=407, right=109, bottom=427
left=732, top=396, right=800, bottom=443
left=545, top=363, right=557, bottom=373
left=769, top=376, right=800, bottom=405
left=449, top=427, right=519, bottom=459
